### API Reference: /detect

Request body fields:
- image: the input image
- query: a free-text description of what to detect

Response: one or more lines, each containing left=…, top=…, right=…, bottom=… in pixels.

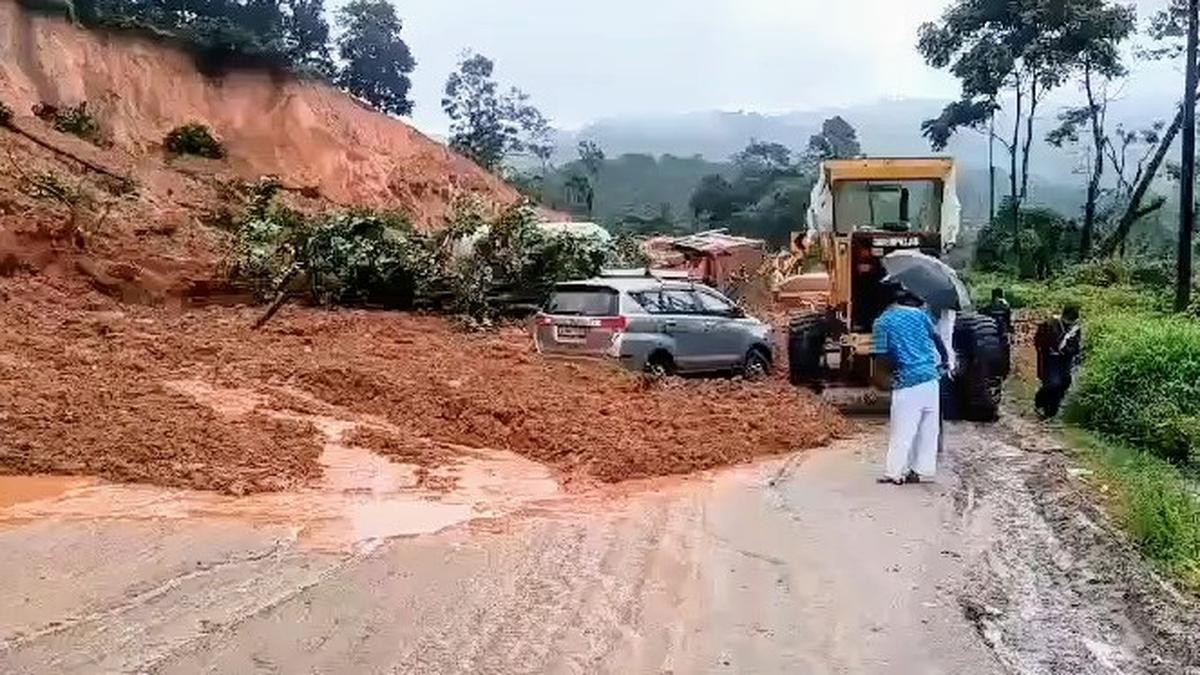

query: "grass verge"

left=1060, top=426, right=1200, bottom=592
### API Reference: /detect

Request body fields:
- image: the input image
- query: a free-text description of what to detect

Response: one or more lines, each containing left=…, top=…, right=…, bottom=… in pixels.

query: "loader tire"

left=949, top=313, right=1004, bottom=422
left=787, top=312, right=827, bottom=386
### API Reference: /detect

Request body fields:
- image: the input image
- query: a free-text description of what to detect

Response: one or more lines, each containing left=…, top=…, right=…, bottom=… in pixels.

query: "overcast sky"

left=391, top=0, right=1182, bottom=135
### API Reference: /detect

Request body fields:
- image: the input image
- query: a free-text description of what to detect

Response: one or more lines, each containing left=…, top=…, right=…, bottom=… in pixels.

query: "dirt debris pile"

left=0, top=275, right=847, bottom=493
left=0, top=1, right=848, bottom=495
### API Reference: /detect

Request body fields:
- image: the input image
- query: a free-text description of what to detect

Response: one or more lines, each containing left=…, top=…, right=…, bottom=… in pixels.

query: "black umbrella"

left=881, top=250, right=972, bottom=312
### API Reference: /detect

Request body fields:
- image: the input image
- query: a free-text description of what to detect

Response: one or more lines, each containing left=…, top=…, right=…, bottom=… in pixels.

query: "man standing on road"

left=873, top=284, right=950, bottom=485
left=1034, top=304, right=1082, bottom=419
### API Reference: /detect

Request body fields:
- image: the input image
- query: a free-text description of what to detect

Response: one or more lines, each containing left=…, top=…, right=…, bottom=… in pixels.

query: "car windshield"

left=544, top=287, right=618, bottom=316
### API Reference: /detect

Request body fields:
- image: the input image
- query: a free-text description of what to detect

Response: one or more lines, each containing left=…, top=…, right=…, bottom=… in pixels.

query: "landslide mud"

left=0, top=273, right=848, bottom=494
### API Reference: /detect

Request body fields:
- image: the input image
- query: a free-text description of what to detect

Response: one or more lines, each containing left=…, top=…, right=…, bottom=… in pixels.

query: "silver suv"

left=532, top=272, right=774, bottom=378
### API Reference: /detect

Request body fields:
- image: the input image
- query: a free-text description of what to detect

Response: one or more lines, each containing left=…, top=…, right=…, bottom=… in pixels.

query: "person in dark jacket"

left=985, top=288, right=1013, bottom=337
left=1033, top=304, right=1082, bottom=419
left=985, top=288, right=1014, bottom=379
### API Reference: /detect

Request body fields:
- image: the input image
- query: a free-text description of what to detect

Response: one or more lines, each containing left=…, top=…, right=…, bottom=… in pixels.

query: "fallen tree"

left=230, top=182, right=626, bottom=326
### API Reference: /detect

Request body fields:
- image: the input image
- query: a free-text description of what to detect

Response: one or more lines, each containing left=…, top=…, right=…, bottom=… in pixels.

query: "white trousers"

left=936, top=309, right=958, bottom=372
left=886, top=379, right=940, bottom=480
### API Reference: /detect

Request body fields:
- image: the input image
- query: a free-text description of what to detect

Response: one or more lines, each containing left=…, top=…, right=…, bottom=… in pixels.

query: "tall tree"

left=807, top=116, right=861, bottom=160
left=1100, top=0, right=1200, bottom=258
left=1054, top=0, right=1135, bottom=258
left=283, top=0, right=333, bottom=75
left=570, top=141, right=605, bottom=217
left=442, top=52, right=548, bottom=171
left=577, top=141, right=605, bottom=174
left=916, top=0, right=1115, bottom=259
left=1179, top=0, right=1198, bottom=311
left=689, top=174, right=738, bottom=223
left=734, top=140, right=793, bottom=175
left=335, top=0, right=416, bottom=116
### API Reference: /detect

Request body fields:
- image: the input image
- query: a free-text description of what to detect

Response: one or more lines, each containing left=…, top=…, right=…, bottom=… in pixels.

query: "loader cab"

left=832, top=178, right=945, bottom=331
left=819, top=158, right=957, bottom=334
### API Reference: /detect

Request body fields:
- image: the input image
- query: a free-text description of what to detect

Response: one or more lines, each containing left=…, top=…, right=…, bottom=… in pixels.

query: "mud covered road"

left=2, top=420, right=1198, bottom=674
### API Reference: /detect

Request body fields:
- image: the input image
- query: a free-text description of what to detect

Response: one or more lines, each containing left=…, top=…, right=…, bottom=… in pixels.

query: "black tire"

left=742, top=346, right=772, bottom=381
left=949, top=313, right=1004, bottom=422
left=787, top=312, right=827, bottom=386
left=644, top=351, right=674, bottom=380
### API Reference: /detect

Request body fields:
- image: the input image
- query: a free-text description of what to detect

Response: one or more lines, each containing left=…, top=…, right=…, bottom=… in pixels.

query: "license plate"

left=556, top=325, right=588, bottom=341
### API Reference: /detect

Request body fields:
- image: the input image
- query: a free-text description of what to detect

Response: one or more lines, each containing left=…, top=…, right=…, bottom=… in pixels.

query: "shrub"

left=1067, top=315, right=1200, bottom=466
left=1063, top=258, right=1131, bottom=287
left=964, top=270, right=1169, bottom=318
left=164, top=123, right=225, bottom=159
left=0, top=100, right=12, bottom=127
left=34, top=102, right=103, bottom=144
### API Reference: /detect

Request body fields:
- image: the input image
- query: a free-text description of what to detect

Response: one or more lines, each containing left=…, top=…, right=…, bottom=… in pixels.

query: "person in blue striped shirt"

left=872, top=283, right=950, bottom=485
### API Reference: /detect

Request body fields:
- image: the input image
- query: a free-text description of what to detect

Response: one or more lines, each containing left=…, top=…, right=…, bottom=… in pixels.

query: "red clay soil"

left=0, top=1, right=525, bottom=228
left=0, top=276, right=323, bottom=494
left=0, top=270, right=848, bottom=493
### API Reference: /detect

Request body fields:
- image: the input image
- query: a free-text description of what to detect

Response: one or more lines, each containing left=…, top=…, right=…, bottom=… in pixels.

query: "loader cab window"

left=833, top=179, right=942, bottom=234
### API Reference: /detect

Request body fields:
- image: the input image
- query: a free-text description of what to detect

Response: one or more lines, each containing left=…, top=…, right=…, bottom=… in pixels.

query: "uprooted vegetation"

left=164, top=123, right=225, bottom=159
left=228, top=181, right=623, bottom=319
left=2, top=155, right=129, bottom=250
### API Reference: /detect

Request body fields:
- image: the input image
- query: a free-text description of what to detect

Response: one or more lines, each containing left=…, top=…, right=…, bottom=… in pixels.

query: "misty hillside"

left=539, top=99, right=1131, bottom=228
left=547, top=98, right=1189, bottom=223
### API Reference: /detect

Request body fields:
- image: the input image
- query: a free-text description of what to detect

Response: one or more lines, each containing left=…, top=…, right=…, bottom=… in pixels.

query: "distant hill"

left=540, top=114, right=1094, bottom=234
left=549, top=99, right=1101, bottom=226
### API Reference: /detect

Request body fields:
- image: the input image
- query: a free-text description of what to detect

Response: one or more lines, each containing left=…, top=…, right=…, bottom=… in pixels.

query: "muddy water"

left=0, top=380, right=561, bottom=551
left=0, top=476, right=95, bottom=508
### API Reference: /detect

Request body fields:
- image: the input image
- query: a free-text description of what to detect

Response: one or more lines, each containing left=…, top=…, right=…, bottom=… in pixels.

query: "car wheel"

left=743, top=348, right=771, bottom=381
left=644, top=352, right=674, bottom=381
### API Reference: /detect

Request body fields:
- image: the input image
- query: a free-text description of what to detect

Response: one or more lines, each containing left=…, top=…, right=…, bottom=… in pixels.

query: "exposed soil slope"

left=0, top=0, right=520, bottom=227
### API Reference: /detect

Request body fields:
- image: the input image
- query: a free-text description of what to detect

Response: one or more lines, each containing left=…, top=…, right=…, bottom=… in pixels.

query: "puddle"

left=0, top=475, right=96, bottom=509
left=0, top=381, right=561, bottom=551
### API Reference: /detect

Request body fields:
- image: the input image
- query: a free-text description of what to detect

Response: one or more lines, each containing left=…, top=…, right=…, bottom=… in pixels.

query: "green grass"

left=969, top=269, right=1199, bottom=467
left=972, top=267, right=1200, bottom=590
left=1067, top=316, right=1200, bottom=465
left=1062, top=427, right=1200, bottom=591
left=964, top=269, right=1170, bottom=319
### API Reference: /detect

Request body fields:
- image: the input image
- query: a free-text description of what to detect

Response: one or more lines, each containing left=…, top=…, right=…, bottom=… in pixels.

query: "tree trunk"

left=1020, top=78, right=1039, bottom=202
left=1011, top=84, right=1023, bottom=261
left=1178, top=0, right=1198, bottom=312
left=1099, top=102, right=1191, bottom=257
left=989, top=112, right=996, bottom=223
left=1082, top=65, right=1104, bottom=261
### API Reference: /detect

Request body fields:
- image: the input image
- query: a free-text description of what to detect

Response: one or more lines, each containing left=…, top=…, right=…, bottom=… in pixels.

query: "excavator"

left=775, top=157, right=1006, bottom=419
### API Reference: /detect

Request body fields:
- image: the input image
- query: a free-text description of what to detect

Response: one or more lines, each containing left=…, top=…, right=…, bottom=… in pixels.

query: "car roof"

left=557, top=277, right=715, bottom=293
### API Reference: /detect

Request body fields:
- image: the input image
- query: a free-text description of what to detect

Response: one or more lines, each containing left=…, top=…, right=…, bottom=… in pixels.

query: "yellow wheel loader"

left=781, top=157, right=1006, bottom=419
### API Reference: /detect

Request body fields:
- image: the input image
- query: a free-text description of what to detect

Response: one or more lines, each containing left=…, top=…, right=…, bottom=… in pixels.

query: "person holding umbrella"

left=872, top=281, right=950, bottom=485
left=874, top=250, right=970, bottom=484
